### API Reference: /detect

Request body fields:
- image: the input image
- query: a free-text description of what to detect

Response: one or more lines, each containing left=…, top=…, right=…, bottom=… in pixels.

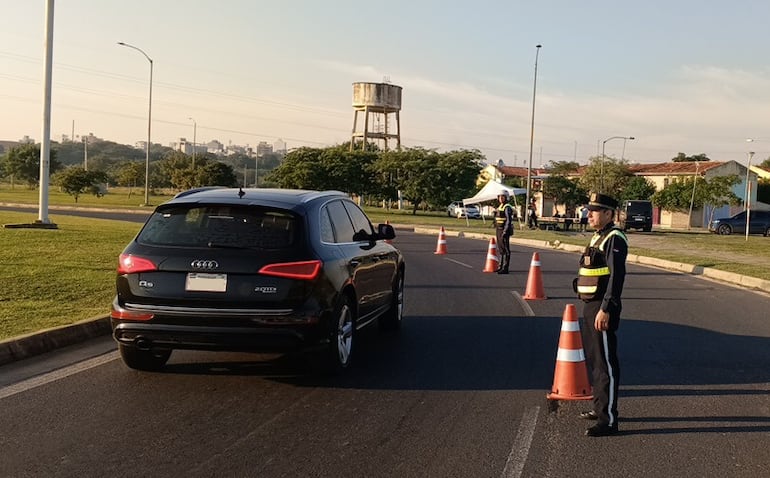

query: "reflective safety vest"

left=495, top=203, right=513, bottom=230
left=574, top=227, right=627, bottom=301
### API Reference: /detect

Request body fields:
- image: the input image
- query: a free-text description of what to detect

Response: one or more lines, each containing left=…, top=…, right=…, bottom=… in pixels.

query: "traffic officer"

left=573, top=192, right=628, bottom=437
left=494, top=190, right=515, bottom=274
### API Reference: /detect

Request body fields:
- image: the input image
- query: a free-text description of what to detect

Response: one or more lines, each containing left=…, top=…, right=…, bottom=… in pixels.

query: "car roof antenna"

left=238, top=187, right=245, bottom=199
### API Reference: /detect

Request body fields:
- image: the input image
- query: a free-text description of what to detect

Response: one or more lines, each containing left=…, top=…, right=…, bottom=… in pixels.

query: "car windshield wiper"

left=207, top=241, right=250, bottom=250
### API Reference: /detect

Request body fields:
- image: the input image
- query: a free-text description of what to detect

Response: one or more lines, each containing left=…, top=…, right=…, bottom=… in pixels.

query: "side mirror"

left=377, top=223, right=396, bottom=240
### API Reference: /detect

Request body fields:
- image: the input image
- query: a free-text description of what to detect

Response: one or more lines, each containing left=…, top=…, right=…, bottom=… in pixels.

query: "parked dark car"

left=111, top=188, right=405, bottom=373
left=618, top=200, right=653, bottom=232
left=708, top=210, right=770, bottom=236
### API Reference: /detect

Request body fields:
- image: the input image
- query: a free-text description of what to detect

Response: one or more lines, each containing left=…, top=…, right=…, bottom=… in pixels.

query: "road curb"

left=0, top=316, right=111, bottom=367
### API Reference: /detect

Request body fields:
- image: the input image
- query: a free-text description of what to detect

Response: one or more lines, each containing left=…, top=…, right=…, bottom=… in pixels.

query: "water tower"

left=350, top=82, right=402, bottom=151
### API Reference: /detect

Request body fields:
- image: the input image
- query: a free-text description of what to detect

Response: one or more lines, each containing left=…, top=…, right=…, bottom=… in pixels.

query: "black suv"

left=708, top=210, right=770, bottom=236
left=619, top=200, right=653, bottom=232
left=111, top=188, right=405, bottom=372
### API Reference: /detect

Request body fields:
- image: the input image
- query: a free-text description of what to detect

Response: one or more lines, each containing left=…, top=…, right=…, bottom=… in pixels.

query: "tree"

left=115, top=161, right=145, bottom=197
left=701, top=175, right=742, bottom=224
left=374, top=148, right=436, bottom=214
left=543, top=174, right=585, bottom=212
left=2, top=143, right=62, bottom=188
left=267, top=147, right=327, bottom=190
left=620, top=176, right=656, bottom=201
left=577, top=156, right=633, bottom=196
left=652, top=174, right=741, bottom=224
left=672, top=152, right=710, bottom=162
left=196, top=160, right=238, bottom=187
left=548, top=160, right=580, bottom=176
left=53, top=167, right=109, bottom=202
left=430, top=149, right=485, bottom=207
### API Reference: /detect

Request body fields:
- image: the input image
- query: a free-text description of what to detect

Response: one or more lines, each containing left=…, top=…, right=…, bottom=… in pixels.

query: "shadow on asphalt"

left=156, top=314, right=770, bottom=396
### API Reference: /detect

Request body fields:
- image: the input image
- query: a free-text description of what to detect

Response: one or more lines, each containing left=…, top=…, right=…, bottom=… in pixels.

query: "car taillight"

left=259, top=260, right=322, bottom=280
left=118, top=254, right=157, bottom=274
left=110, top=304, right=154, bottom=321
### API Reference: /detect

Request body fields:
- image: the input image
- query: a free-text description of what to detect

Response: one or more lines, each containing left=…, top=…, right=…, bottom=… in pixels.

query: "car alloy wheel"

left=718, top=224, right=732, bottom=235
left=335, top=298, right=354, bottom=368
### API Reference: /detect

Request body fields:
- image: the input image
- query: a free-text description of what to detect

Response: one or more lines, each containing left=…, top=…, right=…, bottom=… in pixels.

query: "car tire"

left=380, top=271, right=404, bottom=331
left=718, top=224, right=732, bottom=235
left=319, top=294, right=355, bottom=374
left=643, top=226, right=652, bottom=232
left=764, top=226, right=770, bottom=237
left=119, top=344, right=171, bottom=371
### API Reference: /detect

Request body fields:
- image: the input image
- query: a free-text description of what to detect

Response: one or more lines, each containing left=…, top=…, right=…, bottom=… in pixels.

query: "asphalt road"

left=2, top=228, right=770, bottom=477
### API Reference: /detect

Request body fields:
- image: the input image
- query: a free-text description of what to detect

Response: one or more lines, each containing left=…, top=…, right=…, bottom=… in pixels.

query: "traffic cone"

left=482, top=238, right=499, bottom=272
left=434, top=227, right=448, bottom=255
left=385, top=220, right=393, bottom=244
left=547, top=304, right=593, bottom=401
left=522, top=251, right=547, bottom=300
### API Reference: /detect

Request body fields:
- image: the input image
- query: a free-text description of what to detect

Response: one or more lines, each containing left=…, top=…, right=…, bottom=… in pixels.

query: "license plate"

left=633, top=215, right=645, bottom=221
left=185, top=273, right=227, bottom=292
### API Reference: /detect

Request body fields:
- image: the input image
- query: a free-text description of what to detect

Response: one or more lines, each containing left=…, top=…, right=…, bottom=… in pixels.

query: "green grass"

left=2, top=192, right=769, bottom=341
left=0, top=211, right=140, bottom=340
left=0, top=183, right=175, bottom=209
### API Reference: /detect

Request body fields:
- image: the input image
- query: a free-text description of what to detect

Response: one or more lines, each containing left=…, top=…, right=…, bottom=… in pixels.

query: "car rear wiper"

left=207, top=241, right=249, bottom=249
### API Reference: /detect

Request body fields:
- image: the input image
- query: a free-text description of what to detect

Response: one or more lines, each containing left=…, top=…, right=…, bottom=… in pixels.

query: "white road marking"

left=445, top=258, right=474, bottom=269
left=511, top=291, right=535, bottom=317
left=501, top=406, right=540, bottom=478
left=0, top=351, right=119, bottom=400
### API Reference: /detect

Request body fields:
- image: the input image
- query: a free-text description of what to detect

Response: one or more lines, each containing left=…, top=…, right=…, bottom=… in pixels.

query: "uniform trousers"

left=495, top=228, right=511, bottom=269
left=580, top=300, right=621, bottom=427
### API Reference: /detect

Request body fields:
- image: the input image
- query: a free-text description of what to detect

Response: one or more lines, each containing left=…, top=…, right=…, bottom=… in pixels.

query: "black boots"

left=497, top=256, right=510, bottom=274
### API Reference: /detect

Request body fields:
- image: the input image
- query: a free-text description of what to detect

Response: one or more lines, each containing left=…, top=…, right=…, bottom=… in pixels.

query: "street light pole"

left=600, top=135, right=634, bottom=192
left=525, top=44, right=542, bottom=220
left=188, top=117, right=197, bottom=170
left=745, top=149, right=755, bottom=241
left=118, top=41, right=153, bottom=206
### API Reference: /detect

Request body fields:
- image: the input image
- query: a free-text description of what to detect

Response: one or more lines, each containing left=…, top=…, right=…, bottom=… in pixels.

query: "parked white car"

left=446, top=201, right=481, bottom=219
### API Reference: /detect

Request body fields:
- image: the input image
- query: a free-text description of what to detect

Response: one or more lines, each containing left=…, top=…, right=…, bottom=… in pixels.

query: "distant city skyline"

left=2, top=1, right=770, bottom=167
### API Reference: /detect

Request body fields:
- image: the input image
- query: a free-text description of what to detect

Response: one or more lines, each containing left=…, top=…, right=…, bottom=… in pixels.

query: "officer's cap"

left=497, top=190, right=510, bottom=198
left=587, top=192, right=618, bottom=211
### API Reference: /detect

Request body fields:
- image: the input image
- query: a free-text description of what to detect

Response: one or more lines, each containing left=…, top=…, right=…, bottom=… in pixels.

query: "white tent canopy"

left=462, top=181, right=527, bottom=226
left=462, top=181, right=526, bottom=206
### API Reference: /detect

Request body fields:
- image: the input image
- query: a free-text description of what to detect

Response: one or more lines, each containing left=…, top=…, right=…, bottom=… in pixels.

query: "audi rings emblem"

left=191, top=260, right=219, bottom=270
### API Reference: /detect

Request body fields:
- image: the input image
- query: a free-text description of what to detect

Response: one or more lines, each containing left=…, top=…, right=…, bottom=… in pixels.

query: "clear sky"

left=2, top=0, right=769, bottom=166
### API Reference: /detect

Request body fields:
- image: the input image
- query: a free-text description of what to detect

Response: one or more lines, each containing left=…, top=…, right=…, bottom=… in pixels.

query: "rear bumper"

left=111, top=298, right=329, bottom=352
left=112, top=322, right=326, bottom=352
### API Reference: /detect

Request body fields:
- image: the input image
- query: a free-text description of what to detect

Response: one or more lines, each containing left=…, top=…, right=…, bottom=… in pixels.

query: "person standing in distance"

left=579, top=204, right=589, bottom=232
left=573, top=192, right=628, bottom=437
left=494, top=190, right=514, bottom=274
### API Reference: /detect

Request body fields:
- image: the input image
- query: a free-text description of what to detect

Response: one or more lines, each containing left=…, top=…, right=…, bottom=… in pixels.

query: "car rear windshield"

left=137, top=205, right=300, bottom=250
left=626, top=202, right=651, bottom=215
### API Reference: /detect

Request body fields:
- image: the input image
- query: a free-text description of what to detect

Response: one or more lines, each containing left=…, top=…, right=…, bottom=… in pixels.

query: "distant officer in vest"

left=573, top=192, right=628, bottom=437
left=494, top=190, right=515, bottom=274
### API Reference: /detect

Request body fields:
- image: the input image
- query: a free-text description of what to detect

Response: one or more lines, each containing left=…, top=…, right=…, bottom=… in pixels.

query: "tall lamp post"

left=744, top=140, right=756, bottom=241
left=525, top=44, right=542, bottom=220
left=118, top=41, right=153, bottom=206
left=188, top=117, right=197, bottom=170
left=600, top=135, right=634, bottom=192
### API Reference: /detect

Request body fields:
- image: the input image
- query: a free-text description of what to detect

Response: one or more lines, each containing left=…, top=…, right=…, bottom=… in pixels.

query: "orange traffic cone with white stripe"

left=523, top=251, right=547, bottom=300
left=434, top=227, right=448, bottom=255
left=482, top=238, right=499, bottom=272
left=547, top=304, right=593, bottom=401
